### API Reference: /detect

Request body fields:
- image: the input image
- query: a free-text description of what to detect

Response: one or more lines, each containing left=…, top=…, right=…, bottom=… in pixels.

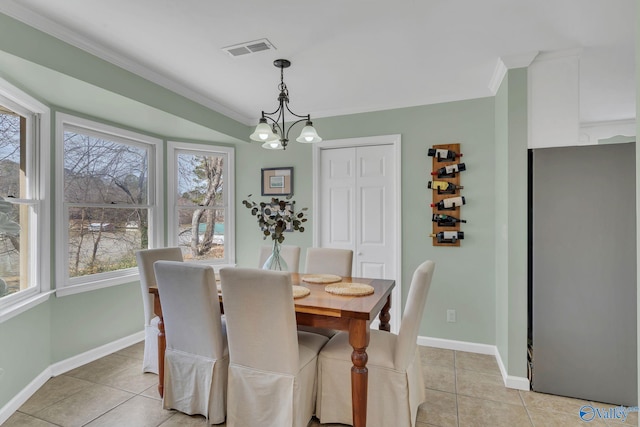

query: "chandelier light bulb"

left=296, top=121, right=322, bottom=144
left=262, top=140, right=284, bottom=150
left=250, top=119, right=276, bottom=142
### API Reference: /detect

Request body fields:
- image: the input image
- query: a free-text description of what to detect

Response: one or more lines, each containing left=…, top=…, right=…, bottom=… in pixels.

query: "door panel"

left=355, top=145, right=395, bottom=280
left=361, top=262, right=385, bottom=280
left=360, top=186, right=384, bottom=244
left=320, top=148, right=355, bottom=251
left=329, top=187, right=352, bottom=243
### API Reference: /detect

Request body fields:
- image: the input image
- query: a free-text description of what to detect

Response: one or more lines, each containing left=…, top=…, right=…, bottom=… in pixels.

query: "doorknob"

left=357, top=252, right=363, bottom=256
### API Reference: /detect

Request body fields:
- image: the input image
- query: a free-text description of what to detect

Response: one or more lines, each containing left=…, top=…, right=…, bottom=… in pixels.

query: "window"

left=167, top=141, right=234, bottom=266
left=0, top=79, right=49, bottom=313
left=56, top=114, right=162, bottom=294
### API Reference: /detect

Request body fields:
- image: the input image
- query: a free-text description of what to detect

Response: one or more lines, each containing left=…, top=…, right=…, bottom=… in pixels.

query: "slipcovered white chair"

left=301, top=247, right=354, bottom=338
left=258, top=244, right=301, bottom=272
left=219, top=267, right=329, bottom=427
left=154, top=261, right=228, bottom=424
left=315, top=260, right=436, bottom=427
left=304, top=247, right=353, bottom=277
left=135, top=247, right=183, bottom=374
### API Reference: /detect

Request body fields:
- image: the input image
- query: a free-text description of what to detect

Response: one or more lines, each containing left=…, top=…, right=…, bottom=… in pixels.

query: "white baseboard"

left=51, top=331, right=144, bottom=376
left=0, top=331, right=144, bottom=425
left=418, top=335, right=530, bottom=391
left=494, top=347, right=530, bottom=390
left=0, top=368, right=52, bottom=425
left=417, top=335, right=496, bottom=355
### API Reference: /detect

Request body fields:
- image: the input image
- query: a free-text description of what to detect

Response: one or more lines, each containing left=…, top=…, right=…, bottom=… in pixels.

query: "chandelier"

left=250, top=59, right=322, bottom=150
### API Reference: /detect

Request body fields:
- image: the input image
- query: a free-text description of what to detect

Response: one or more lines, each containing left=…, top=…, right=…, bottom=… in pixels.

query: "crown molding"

left=0, top=1, right=252, bottom=125
left=488, top=51, right=539, bottom=95
left=488, top=59, right=508, bottom=94
left=532, top=47, right=582, bottom=63
left=501, top=51, right=539, bottom=69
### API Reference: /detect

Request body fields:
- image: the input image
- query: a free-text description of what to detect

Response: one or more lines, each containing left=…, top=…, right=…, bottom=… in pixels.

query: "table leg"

left=349, top=319, right=370, bottom=427
left=379, top=295, right=392, bottom=332
left=157, top=316, right=165, bottom=398
left=152, top=294, right=165, bottom=398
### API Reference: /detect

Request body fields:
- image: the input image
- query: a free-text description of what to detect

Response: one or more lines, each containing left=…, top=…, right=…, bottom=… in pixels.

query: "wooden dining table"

left=149, top=272, right=395, bottom=427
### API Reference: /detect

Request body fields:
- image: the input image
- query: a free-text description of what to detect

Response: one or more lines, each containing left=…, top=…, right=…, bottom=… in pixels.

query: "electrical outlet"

left=446, top=309, right=456, bottom=323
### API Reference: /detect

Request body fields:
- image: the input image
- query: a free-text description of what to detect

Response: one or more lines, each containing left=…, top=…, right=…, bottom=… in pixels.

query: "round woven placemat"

left=302, top=274, right=342, bottom=284
left=292, top=285, right=311, bottom=299
left=325, top=282, right=374, bottom=296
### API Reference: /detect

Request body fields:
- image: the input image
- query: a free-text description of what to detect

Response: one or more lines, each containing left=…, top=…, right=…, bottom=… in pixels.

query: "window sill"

left=56, top=272, right=139, bottom=297
left=0, top=291, right=54, bottom=324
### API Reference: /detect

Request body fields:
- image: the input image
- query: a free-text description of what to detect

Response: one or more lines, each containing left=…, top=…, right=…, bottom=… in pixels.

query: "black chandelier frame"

left=258, top=59, right=314, bottom=149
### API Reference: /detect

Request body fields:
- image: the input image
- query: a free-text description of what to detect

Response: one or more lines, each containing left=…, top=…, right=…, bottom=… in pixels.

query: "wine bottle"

left=428, top=180, right=464, bottom=194
left=430, top=231, right=464, bottom=243
left=428, top=148, right=463, bottom=161
left=431, top=163, right=466, bottom=178
left=430, top=196, right=465, bottom=210
left=432, top=213, right=467, bottom=226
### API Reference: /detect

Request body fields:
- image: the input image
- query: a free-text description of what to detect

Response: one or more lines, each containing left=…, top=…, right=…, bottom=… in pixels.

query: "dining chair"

left=154, top=261, right=228, bottom=424
left=301, top=247, right=354, bottom=338
left=258, top=244, right=301, bottom=272
left=304, top=247, right=353, bottom=277
left=219, top=267, right=329, bottom=427
left=315, top=260, right=436, bottom=427
left=135, top=247, right=183, bottom=374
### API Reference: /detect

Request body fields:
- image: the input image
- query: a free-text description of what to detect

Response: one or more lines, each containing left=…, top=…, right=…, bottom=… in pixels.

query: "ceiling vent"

left=222, top=39, right=276, bottom=57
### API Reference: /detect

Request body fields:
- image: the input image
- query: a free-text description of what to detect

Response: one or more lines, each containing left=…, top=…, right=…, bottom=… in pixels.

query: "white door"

left=314, top=135, right=401, bottom=332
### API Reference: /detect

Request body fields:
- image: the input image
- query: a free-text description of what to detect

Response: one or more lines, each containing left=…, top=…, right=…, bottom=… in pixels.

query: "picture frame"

left=261, top=167, right=293, bottom=196
left=261, top=201, right=295, bottom=232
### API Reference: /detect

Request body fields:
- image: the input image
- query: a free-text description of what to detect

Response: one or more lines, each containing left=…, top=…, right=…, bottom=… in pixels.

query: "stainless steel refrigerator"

left=531, top=142, right=637, bottom=406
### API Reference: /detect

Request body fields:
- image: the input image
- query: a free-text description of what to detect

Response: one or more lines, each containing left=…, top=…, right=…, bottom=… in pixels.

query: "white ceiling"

left=0, top=0, right=635, bottom=126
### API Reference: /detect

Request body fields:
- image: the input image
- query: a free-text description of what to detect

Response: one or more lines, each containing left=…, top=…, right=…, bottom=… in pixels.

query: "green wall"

left=505, top=69, right=528, bottom=378
left=493, top=68, right=528, bottom=377
left=0, top=301, right=51, bottom=407
left=50, top=284, right=143, bottom=362
left=495, top=72, right=509, bottom=363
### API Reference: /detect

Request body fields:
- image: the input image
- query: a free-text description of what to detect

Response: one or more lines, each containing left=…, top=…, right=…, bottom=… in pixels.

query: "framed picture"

left=261, top=167, right=294, bottom=196
left=261, top=201, right=295, bottom=232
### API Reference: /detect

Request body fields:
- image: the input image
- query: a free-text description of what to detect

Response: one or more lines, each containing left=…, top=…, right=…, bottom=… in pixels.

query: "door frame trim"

left=312, top=134, right=402, bottom=333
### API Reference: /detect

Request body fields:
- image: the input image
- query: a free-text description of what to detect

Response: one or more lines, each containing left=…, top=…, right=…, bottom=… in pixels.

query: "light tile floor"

left=3, top=343, right=636, bottom=426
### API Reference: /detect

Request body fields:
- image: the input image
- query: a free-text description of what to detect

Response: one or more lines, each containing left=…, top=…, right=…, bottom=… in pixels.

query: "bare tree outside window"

left=176, top=153, right=225, bottom=261
left=0, top=107, right=33, bottom=297
left=63, top=130, right=151, bottom=277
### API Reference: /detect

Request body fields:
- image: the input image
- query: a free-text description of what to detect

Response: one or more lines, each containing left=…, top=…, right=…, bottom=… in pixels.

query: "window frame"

left=0, top=77, right=51, bottom=320
left=55, top=113, right=163, bottom=296
left=167, top=141, right=235, bottom=268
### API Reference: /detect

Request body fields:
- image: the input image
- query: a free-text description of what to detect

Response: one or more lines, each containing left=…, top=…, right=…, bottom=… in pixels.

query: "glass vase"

left=262, top=240, right=289, bottom=271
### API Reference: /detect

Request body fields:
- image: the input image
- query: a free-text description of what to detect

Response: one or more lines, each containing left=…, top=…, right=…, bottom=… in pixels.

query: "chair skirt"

left=163, top=349, right=229, bottom=425
left=316, top=330, right=426, bottom=427
left=143, top=318, right=160, bottom=374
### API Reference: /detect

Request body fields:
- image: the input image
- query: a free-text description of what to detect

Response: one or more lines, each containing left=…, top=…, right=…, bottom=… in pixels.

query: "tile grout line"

left=518, top=389, right=535, bottom=426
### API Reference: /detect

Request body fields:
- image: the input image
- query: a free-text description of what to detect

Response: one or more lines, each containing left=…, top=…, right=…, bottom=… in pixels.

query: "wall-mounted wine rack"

left=429, top=143, right=465, bottom=246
